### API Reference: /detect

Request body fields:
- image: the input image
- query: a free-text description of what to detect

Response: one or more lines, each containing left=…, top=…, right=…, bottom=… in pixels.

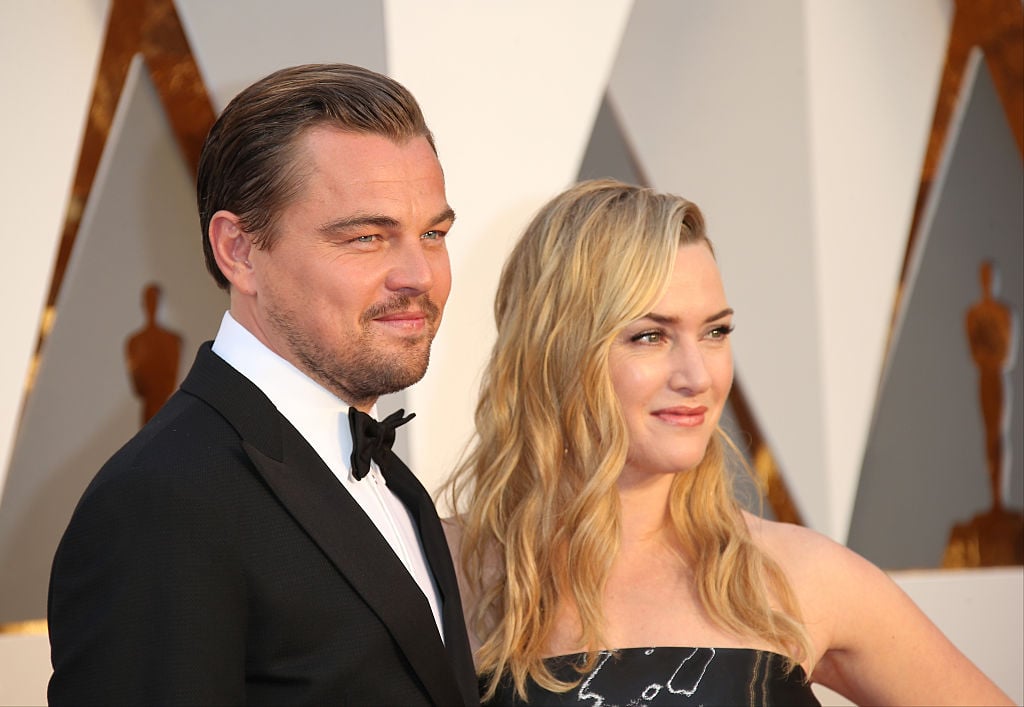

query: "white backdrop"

left=0, top=0, right=956, bottom=539
left=0, top=1, right=1021, bottom=704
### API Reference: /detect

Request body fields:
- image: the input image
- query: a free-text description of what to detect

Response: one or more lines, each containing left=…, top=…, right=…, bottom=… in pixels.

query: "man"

left=48, top=64, right=478, bottom=706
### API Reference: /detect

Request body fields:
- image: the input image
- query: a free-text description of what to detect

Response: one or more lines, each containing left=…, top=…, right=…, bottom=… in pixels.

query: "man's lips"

left=652, top=406, right=707, bottom=427
left=372, top=310, right=429, bottom=330
left=364, top=295, right=441, bottom=327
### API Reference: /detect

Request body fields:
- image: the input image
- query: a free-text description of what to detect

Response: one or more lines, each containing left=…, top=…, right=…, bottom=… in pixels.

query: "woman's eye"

left=707, top=324, right=735, bottom=340
left=631, top=331, right=664, bottom=344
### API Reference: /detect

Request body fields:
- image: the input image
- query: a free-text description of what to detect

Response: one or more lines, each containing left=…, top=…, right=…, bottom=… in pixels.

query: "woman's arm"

left=800, top=531, right=1013, bottom=706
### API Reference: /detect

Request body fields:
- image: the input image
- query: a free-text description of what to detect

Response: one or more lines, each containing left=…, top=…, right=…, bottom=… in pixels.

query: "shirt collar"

left=211, top=312, right=377, bottom=479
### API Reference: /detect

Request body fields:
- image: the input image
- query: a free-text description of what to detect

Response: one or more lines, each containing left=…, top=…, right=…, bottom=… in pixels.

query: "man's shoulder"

left=85, top=388, right=263, bottom=505
left=52, top=388, right=280, bottom=570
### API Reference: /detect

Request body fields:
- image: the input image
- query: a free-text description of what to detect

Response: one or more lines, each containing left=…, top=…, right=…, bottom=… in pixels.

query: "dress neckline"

left=543, top=646, right=808, bottom=679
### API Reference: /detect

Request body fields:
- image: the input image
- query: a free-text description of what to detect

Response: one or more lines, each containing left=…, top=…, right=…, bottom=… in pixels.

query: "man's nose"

left=385, top=239, right=434, bottom=294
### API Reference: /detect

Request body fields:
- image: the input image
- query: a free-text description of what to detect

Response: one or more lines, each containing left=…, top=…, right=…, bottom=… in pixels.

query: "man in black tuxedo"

left=48, top=64, right=478, bottom=706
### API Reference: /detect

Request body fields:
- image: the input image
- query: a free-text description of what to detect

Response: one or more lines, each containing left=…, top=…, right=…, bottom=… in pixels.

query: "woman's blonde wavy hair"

left=445, top=179, right=813, bottom=701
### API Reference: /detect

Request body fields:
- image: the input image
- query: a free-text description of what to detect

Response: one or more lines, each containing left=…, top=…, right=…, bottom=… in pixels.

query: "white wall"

left=0, top=57, right=226, bottom=620
left=0, top=631, right=49, bottom=707
left=0, top=0, right=110, bottom=496
left=803, top=0, right=952, bottom=541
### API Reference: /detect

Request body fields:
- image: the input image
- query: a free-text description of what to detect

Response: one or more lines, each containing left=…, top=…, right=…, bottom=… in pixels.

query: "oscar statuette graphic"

left=125, top=283, right=182, bottom=425
left=943, top=261, right=1024, bottom=567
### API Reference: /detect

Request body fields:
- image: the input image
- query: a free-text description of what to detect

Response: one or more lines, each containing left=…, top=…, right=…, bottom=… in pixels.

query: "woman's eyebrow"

left=641, top=307, right=734, bottom=325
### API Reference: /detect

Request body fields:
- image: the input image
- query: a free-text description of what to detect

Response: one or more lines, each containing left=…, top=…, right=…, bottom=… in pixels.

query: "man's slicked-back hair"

left=197, top=63, right=436, bottom=289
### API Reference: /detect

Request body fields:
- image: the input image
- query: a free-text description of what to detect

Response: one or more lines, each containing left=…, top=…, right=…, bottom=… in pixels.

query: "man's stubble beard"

left=269, top=294, right=442, bottom=408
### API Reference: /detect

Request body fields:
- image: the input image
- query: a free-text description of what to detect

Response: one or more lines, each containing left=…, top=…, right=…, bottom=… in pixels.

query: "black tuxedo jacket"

left=48, top=343, right=478, bottom=706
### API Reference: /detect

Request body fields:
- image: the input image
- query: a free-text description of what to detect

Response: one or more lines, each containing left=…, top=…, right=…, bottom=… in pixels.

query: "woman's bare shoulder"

left=741, top=510, right=860, bottom=573
left=441, top=515, right=464, bottom=555
left=742, top=511, right=852, bottom=570
left=741, top=512, right=883, bottom=635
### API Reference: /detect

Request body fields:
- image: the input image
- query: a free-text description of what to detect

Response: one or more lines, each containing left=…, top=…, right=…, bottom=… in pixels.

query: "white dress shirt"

left=211, top=312, right=445, bottom=641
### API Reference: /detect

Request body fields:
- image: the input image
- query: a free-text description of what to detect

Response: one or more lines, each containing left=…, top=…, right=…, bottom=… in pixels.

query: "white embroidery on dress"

left=577, top=651, right=616, bottom=706
left=666, top=647, right=715, bottom=697
left=575, top=647, right=717, bottom=706
left=640, top=682, right=662, bottom=701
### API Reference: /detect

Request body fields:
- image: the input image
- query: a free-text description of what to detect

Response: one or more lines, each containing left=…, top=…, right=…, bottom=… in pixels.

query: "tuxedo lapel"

left=180, top=344, right=470, bottom=706
left=381, top=450, right=479, bottom=705
left=244, top=436, right=466, bottom=706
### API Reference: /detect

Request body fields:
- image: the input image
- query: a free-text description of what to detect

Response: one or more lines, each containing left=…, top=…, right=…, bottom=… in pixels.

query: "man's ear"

left=208, top=211, right=256, bottom=294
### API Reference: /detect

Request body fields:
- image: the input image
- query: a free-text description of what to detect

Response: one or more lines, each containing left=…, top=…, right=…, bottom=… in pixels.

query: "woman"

left=444, top=179, right=1012, bottom=705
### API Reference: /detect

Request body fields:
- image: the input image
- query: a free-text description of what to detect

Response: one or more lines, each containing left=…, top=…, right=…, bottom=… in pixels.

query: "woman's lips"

left=652, top=405, right=707, bottom=427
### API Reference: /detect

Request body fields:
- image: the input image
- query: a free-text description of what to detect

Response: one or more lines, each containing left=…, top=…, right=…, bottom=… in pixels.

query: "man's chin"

left=371, top=365, right=429, bottom=397
left=379, top=349, right=432, bottom=388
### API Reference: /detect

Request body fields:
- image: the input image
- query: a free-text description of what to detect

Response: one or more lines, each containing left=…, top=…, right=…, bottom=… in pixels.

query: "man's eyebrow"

left=644, top=308, right=734, bottom=325
left=429, top=207, right=456, bottom=228
left=318, top=214, right=399, bottom=234
left=317, top=207, right=455, bottom=234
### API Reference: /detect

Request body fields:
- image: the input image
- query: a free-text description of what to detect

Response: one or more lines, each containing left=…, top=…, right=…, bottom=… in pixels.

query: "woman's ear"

left=208, top=210, right=256, bottom=294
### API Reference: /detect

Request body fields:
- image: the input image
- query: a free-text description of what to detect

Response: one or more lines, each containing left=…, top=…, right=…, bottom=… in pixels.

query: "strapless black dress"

left=483, top=647, right=821, bottom=706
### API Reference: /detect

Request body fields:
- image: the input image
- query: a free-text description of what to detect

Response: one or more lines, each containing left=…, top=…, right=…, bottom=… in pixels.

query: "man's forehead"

left=283, top=127, right=441, bottom=196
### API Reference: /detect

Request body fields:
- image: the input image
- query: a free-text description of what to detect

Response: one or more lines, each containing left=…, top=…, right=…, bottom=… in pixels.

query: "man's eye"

left=354, top=235, right=376, bottom=243
left=422, top=230, right=446, bottom=240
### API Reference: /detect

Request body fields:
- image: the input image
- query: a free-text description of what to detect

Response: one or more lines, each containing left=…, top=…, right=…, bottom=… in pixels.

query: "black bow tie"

left=348, top=407, right=415, bottom=480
